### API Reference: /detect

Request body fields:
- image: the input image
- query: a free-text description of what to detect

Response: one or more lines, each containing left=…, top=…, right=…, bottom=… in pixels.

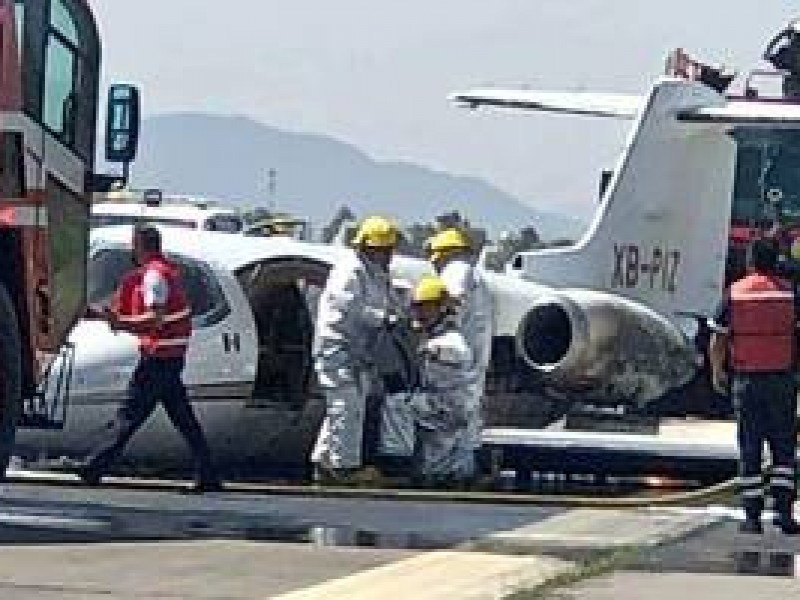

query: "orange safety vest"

left=729, top=273, right=795, bottom=373
left=115, top=255, right=192, bottom=358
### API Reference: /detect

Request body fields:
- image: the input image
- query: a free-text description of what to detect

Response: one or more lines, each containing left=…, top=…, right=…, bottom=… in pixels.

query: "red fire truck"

left=0, top=0, right=139, bottom=475
left=665, top=48, right=800, bottom=285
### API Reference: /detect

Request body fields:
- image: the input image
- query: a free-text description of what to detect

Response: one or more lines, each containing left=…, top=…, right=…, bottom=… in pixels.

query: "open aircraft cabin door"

left=234, top=258, right=330, bottom=411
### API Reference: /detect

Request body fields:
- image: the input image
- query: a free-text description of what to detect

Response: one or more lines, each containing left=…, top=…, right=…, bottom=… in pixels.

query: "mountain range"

left=131, top=113, right=585, bottom=240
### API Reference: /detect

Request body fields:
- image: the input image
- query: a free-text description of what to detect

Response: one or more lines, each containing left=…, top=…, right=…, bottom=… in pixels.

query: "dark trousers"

left=733, top=372, right=798, bottom=517
left=86, top=356, right=218, bottom=483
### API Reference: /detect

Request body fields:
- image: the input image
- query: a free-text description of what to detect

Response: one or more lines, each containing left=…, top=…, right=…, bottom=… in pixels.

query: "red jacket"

left=729, top=273, right=795, bottom=373
left=115, top=255, right=192, bottom=358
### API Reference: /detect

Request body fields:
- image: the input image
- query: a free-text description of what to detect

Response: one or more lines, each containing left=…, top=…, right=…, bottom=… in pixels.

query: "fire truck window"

left=771, top=143, right=800, bottom=219
left=22, top=0, right=102, bottom=164
left=51, top=0, right=79, bottom=44
left=43, top=34, right=76, bottom=140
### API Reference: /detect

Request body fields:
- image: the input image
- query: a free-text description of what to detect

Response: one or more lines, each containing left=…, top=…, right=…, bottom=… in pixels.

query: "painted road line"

left=274, top=550, right=571, bottom=600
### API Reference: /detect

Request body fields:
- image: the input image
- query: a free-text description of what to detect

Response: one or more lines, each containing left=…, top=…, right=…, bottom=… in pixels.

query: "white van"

left=92, top=190, right=245, bottom=233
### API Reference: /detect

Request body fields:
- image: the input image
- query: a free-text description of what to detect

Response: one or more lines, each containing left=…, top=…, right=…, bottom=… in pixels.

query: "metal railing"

left=20, top=343, right=75, bottom=430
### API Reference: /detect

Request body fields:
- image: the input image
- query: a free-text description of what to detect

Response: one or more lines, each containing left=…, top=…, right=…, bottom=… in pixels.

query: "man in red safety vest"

left=77, top=225, right=221, bottom=493
left=710, top=238, right=799, bottom=534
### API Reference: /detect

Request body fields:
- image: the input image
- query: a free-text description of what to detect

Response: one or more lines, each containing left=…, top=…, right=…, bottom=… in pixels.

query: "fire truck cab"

left=665, top=48, right=800, bottom=285
left=0, top=0, right=139, bottom=474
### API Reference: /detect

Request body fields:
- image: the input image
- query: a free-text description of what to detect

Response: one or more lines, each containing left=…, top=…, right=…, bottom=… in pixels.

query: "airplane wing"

left=449, top=88, right=643, bottom=119
left=679, top=100, right=800, bottom=126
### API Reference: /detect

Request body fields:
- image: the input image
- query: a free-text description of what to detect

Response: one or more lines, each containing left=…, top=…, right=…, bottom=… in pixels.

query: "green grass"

left=505, top=546, right=641, bottom=600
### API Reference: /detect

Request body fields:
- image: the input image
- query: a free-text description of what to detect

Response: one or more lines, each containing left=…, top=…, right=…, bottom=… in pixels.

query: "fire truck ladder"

left=20, top=343, right=75, bottom=430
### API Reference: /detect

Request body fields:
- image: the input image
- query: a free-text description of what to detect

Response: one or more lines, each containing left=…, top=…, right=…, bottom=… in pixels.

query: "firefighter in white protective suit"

left=311, top=216, right=405, bottom=484
left=426, top=229, right=493, bottom=457
left=380, top=275, right=476, bottom=485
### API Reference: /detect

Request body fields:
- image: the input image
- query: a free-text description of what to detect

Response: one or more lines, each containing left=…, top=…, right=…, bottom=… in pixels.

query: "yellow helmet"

left=412, top=275, right=450, bottom=304
left=426, top=228, right=471, bottom=260
left=351, top=216, right=399, bottom=248
left=267, top=216, right=298, bottom=235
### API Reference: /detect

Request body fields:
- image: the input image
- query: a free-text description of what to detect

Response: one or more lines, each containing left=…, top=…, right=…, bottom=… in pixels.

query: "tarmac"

left=561, top=514, right=800, bottom=599
left=1, top=475, right=798, bottom=598
left=563, top=573, right=800, bottom=600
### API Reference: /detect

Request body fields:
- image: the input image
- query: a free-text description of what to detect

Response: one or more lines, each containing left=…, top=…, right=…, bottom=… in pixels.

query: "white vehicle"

left=92, top=190, right=245, bottom=233
left=16, top=61, right=800, bottom=469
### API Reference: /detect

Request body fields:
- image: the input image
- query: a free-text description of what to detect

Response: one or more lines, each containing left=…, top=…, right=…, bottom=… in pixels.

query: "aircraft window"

left=173, top=255, right=231, bottom=328
left=88, top=248, right=230, bottom=328
left=204, top=215, right=243, bottom=233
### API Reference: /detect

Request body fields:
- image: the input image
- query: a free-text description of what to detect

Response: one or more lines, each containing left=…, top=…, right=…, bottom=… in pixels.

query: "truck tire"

left=0, top=283, right=21, bottom=478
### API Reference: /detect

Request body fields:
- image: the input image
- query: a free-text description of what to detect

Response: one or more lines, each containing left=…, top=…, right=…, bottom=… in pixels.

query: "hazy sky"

left=87, top=1, right=793, bottom=219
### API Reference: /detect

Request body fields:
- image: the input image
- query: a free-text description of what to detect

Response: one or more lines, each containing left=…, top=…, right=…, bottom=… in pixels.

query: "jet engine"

left=515, top=289, right=698, bottom=407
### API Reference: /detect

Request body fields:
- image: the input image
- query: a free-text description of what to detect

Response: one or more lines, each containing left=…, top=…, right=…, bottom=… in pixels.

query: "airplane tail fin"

left=457, top=78, right=800, bottom=320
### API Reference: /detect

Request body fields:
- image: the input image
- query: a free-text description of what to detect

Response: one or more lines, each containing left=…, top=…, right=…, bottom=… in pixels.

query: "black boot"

left=740, top=517, right=764, bottom=534
left=71, top=460, right=102, bottom=486
left=373, top=455, right=414, bottom=478
left=773, top=493, right=800, bottom=534
left=188, top=478, right=224, bottom=494
left=740, top=505, right=763, bottom=534
left=774, top=511, right=800, bottom=535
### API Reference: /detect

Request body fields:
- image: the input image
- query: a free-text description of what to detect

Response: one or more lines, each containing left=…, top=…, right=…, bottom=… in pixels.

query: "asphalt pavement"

left=0, top=478, right=797, bottom=598
left=550, top=510, right=800, bottom=599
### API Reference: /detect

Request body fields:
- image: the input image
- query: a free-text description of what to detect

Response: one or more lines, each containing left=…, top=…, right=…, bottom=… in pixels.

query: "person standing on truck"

left=77, top=225, right=222, bottom=493
left=709, top=238, right=800, bottom=534
left=764, top=18, right=800, bottom=99
left=311, top=216, right=406, bottom=485
left=425, top=228, right=493, bottom=463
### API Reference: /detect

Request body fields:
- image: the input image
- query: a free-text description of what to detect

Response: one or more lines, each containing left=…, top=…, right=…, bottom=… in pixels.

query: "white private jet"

left=452, top=65, right=800, bottom=404
left=15, top=219, right=694, bottom=470
left=16, top=61, right=800, bottom=470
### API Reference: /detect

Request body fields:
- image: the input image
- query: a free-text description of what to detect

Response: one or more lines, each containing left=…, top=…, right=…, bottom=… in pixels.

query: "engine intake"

left=516, top=290, right=697, bottom=406
left=518, top=302, right=572, bottom=369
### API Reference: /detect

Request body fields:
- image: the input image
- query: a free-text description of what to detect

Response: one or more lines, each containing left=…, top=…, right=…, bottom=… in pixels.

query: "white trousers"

left=379, top=391, right=476, bottom=480
left=311, top=368, right=367, bottom=470
left=418, top=427, right=475, bottom=480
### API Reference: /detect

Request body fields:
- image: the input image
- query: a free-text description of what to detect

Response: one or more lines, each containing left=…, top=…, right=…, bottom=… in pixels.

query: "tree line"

left=241, top=206, right=576, bottom=272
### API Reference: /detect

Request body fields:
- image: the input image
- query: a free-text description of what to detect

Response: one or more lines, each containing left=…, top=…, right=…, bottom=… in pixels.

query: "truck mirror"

left=105, top=84, right=140, bottom=164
